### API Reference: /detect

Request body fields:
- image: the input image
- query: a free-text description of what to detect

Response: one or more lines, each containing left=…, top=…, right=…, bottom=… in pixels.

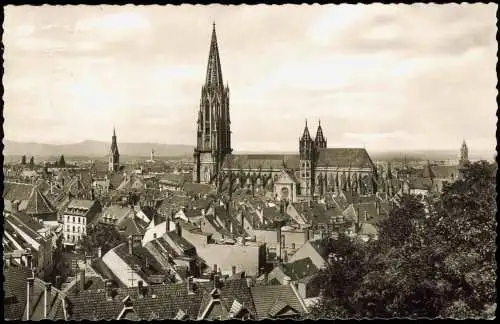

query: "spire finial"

left=318, top=118, right=321, bottom=126
left=213, top=21, right=216, bottom=30
left=305, top=118, right=308, bottom=127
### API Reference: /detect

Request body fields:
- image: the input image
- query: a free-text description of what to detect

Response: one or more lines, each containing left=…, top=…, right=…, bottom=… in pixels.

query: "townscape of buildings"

left=3, top=25, right=471, bottom=321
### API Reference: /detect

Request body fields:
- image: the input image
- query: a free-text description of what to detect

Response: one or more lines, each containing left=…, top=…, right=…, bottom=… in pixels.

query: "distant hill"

left=370, top=149, right=495, bottom=162
left=2, top=140, right=194, bottom=158
left=2, top=140, right=494, bottom=163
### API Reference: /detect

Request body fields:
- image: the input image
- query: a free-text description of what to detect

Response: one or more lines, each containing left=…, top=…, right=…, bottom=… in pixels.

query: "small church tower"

left=299, top=120, right=314, bottom=198
left=459, top=140, right=469, bottom=166
left=109, top=128, right=120, bottom=172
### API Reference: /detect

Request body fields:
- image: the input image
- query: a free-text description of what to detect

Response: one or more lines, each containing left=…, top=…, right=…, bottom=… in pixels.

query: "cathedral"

left=193, top=24, right=378, bottom=202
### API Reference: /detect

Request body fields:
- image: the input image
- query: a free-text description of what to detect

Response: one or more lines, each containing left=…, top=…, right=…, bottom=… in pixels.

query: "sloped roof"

left=3, top=181, right=34, bottom=201
left=183, top=183, right=216, bottom=196
left=222, top=154, right=300, bottom=171
left=3, top=262, right=33, bottom=320
left=118, top=216, right=148, bottom=237
left=250, top=285, right=307, bottom=320
left=23, top=186, right=56, bottom=216
left=282, top=257, right=319, bottom=281
left=164, top=231, right=196, bottom=254
left=67, top=199, right=96, bottom=210
left=316, top=148, right=374, bottom=168
left=58, top=278, right=257, bottom=320
left=430, top=165, right=458, bottom=179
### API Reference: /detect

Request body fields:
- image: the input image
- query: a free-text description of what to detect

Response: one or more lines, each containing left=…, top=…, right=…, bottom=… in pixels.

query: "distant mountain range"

left=2, top=140, right=494, bottom=162
left=2, top=140, right=194, bottom=158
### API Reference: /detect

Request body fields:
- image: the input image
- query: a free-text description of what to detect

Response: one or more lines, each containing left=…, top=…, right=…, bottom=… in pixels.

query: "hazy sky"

left=3, top=4, right=497, bottom=153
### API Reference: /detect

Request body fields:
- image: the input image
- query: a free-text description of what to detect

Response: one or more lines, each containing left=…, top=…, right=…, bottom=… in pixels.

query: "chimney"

left=55, top=276, right=62, bottom=289
left=104, top=280, right=113, bottom=301
left=26, top=253, right=33, bottom=269
left=26, top=277, right=34, bottom=320
left=304, top=228, right=310, bottom=242
left=213, top=264, right=217, bottom=274
left=232, top=266, right=236, bottom=275
left=283, top=275, right=291, bottom=286
left=166, top=214, right=171, bottom=232
left=5, top=255, right=12, bottom=267
left=128, top=236, right=133, bottom=255
left=97, top=247, right=102, bottom=258
left=283, top=249, right=288, bottom=263
left=79, top=268, right=86, bottom=291
left=185, top=276, right=195, bottom=295
left=213, top=274, right=221, bottom=289
left=44, top=282, right=51, bottom=319
left=246, top=277, right=253, bottom=288
left=363, top=211, right=368, bottom=223
left=137, top=280, right=144, bottom=298
left=176, top=220, right=182, bottom=237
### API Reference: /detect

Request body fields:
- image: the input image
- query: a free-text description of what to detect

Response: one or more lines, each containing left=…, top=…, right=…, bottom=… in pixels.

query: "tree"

left=29, top=156, right=35, bottom=167
left=21, top=155, right=27, bottom=165
left=311, top=161, right=496, bottom=319
left=80, top=224, right=124, bottom=257
left=58, top=154, right=66, bottom=167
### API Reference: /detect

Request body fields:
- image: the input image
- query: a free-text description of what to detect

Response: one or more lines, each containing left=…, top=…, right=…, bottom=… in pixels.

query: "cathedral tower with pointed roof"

left=314, top=120, right=327, bottom=150
left=299, top=120, right=314, bottom=198
left=193, top=23, right=232, bottom=184
left=109, top=128, right=120, bottom=172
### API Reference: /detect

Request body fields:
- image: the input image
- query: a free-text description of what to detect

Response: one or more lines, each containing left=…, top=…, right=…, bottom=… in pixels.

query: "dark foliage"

left=308, top=161, right=496, bottom=319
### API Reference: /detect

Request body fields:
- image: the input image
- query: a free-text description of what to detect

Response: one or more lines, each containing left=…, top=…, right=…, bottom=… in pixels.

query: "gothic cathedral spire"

left=193, top=23, right=231, bottom=184
left=109, top=127, right=120, bottom=172
left=205, top=22, right=224, bottom=88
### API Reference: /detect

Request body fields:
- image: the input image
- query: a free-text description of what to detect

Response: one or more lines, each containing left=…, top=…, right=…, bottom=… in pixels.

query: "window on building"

left=291, top=243, right=296, bottom=250
left=72, top=226, right=75, bottom=232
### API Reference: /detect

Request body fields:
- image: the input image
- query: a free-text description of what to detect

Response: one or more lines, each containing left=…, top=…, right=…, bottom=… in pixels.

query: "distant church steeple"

left=459, top=140, right=469, bottom=166
left=193, top=23, right=231, bottom=184
left=109, top=127, right=120, bottom=172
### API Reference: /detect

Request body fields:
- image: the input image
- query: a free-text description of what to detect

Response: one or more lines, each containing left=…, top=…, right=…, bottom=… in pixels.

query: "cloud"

left=2, top=4, right=497, bottom=154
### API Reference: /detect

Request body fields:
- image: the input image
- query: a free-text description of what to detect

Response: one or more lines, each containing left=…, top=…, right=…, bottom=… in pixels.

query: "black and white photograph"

left=2, top=4, right=497, bottom=320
